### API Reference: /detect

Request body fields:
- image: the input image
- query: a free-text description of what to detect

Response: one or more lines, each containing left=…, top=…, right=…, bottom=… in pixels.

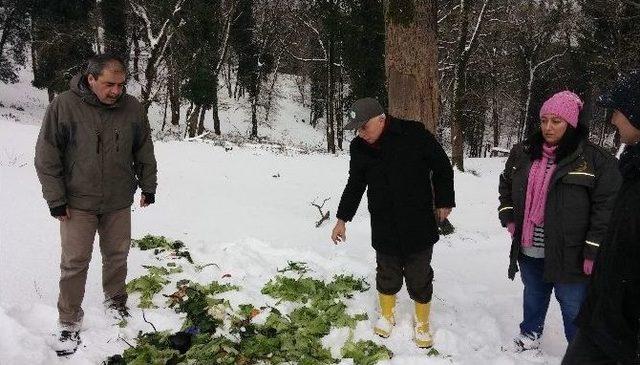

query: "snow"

left=0, top=72, right=571, bottom=364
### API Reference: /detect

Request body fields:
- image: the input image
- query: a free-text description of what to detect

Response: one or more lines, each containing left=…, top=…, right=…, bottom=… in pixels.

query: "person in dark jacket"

left=35, top=54, right=157, bottom=356
left=330, top=98, right=455, bottom=348
left=498, top=91, right=621, bottom=352
left=563, top=71, right=640, bottom=365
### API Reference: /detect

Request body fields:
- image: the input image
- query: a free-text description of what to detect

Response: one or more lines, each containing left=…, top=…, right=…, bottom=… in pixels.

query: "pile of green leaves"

left=126, top=265, right=182, bottom=308
left=132, top=234, right=193, bottom=263
left=261, top=273, right=370, bottom=329
left=113, top=242, right=394, bottom=365
left=170, top=280, right=240, bottom=334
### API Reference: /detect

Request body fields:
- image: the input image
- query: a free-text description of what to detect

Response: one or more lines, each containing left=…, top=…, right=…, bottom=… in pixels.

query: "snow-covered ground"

left=0, top=72, right=570, bottom=364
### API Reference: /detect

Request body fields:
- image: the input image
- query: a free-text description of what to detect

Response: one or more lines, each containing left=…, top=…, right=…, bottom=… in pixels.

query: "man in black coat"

left=563, top=71, right=640, bottom=365
left=330, top=98, right=455, bottom=348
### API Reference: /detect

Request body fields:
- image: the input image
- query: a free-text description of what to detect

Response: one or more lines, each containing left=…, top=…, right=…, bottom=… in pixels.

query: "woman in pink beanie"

left=497, top=90, right=622, bottom=352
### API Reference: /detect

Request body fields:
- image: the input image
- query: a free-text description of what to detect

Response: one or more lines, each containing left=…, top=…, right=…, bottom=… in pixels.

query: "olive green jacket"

left=35, top=74, right=157, bottom=214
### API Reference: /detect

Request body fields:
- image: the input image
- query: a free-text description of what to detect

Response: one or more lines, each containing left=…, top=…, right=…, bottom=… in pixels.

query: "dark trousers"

left=518, top=254, right=588, bottom=342
left=563, top=329, right=637, bottom=365
left=376, top=247, right=434, bottom=304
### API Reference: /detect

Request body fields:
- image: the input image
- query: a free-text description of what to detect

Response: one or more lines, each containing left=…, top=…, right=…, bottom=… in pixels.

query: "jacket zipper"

left=115, top=128, right=119, bottom=152
left=96, top=130, right=101, bottom=154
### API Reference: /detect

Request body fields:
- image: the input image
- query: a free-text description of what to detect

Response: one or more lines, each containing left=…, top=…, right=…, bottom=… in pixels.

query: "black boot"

left=53, top=330, right=81, bottom=356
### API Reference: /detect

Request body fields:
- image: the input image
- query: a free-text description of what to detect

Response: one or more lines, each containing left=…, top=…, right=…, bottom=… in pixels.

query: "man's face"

left=540, top=114, right=569, bottom=145
left=611, top=110, right=640, bottom=145
left=357, top=115, right=386, bottom=144
left=87, top=68, right=126, bottom=105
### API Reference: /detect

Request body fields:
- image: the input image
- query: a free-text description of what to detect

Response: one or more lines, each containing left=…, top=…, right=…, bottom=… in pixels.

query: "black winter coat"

left=577, top=144, right=640, bottom=362
left=336, top=117, right=455, bottom=256
left=498, top=141, right=621, bottom=283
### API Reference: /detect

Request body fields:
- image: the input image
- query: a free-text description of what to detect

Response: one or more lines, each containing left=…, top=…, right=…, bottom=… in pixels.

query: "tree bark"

left=167, top=51, right=180, bottom=126
left=132, top=28, right=141, bottom=81
left=251, top=97, right=258, bottom=139
left=187, top=104, right=202, bottom=138
left=385, top=0, right=439, bottom=133
left=197, top=106, right=207, bottom=135
left=326, top=33, right=336, bottom=154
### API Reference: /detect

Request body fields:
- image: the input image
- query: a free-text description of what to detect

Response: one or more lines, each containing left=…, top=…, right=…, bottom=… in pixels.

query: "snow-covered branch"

left=129, top=0, right=185, bottom=49
left=214, top=0, right=238, bottom=76
left=438, top=4, right=461, bottom=24
left=532, top=49, right=567, bottom=73
left=464, top=0, right=490, bottom=54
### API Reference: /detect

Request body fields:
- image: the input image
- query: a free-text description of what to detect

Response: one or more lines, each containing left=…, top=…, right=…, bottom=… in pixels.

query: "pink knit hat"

left=539, top=90, right=584, bottom=128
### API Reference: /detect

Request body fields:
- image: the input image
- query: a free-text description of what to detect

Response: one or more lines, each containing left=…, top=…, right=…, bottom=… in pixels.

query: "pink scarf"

left=521, top=144, right=557, bottom=247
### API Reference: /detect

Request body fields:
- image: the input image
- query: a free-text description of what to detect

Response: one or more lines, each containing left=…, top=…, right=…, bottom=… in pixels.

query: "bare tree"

left=450, top=0, right=490, bottom=171
left=129, top=0, right=186, bottom=123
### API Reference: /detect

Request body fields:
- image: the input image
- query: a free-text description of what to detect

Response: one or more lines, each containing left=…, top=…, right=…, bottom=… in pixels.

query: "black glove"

left=142, top=192, right=155, bottom=205
left=50, top=204, right=67, bottom=217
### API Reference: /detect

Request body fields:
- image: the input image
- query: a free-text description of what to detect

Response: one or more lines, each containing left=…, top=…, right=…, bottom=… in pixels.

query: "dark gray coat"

left=337, top=117, right=455, bottom=256
left=577, top=144, right=640, bottom=362
left=498, top=141, right=621, bottom=283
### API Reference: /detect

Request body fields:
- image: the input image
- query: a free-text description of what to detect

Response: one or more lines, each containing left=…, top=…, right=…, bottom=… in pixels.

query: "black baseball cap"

left=344, top=98, right=385, bottom=130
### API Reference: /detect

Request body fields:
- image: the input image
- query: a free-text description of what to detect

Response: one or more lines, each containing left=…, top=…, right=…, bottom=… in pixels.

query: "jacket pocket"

left=562, top=172, right=595, bottom=188
left=560, top=173, right=593, bottom=224
left=562, top=239, right=585, bottom=275
left=64, top=160, right=76, bottom=188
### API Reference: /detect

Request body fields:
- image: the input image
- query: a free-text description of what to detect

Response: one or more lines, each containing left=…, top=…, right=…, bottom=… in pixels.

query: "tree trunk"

left=385, top=0, right=439, bottom=133
left=250, top=96, right=258, bottom=139
left=187, top=104, right=202, bottom=138
left=326, top=36, right=336, bottom=154
left=226, top=62, right=233, bottom=98
left=197, top=106, right=207, bottom=135
left=336, top=63, right=344, bottom=151
left=451, top=63, right=466, bottom=171
left=167, top=48, right=181, bottom=126
left=0, top=10, right=16, bottom=56
left=491, top=71, right=500, bottom=148
left=520, top=65, right=535, bottom=141
left=161, top=88, right=169, bottom=131
left=450, top=0, right=472, bottom=171
left=132, top=28, right=141, bottom=82
left=212, top=89, right=221, bottom=135
left=264, top=52, right=283, bottom=126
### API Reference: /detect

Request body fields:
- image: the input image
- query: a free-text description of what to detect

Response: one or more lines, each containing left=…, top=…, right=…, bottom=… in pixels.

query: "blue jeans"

left=519, top=254, right=588, bottom=342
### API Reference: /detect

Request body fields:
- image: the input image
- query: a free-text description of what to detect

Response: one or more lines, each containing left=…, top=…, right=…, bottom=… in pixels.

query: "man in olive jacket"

left=330, top=98, right=455, bottom=348
left=35, top=54, right=157, bottom=355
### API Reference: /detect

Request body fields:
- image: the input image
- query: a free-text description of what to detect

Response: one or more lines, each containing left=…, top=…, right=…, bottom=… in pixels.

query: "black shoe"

left=108, top=302, right=130, bottom=319
left=53, top=330, right=81, bottom=356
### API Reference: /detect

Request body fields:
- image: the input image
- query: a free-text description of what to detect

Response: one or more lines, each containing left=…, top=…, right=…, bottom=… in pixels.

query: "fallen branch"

left=142, top=310, right=158, bottom=332
left=185, top=131, right=211, bottom=142
left=118, top=333, right=134, bottom=348
left=311, top=198, right=331, bottom=228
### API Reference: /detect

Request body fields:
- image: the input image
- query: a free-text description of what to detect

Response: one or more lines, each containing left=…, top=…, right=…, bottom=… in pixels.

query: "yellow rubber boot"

left=373, top=293, right=396, bottom=338
left=414, top=301, right=433, bottom=348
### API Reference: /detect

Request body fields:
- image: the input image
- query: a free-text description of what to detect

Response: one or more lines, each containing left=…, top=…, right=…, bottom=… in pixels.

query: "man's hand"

left=331, top=219, right=347, bottom=244
left=56, top=207, right=71, bottom=222
left=436, top=207, right=453, bottom=223
left=140, top=192, right=155, bottom=208
left=50, top=205, right=70, bottom=222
